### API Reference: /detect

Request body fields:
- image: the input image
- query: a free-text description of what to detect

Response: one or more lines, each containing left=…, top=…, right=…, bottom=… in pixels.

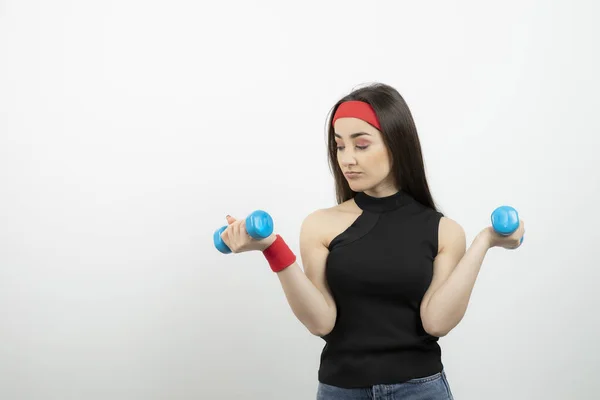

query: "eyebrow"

left=334, top=132, right=372, bottom=139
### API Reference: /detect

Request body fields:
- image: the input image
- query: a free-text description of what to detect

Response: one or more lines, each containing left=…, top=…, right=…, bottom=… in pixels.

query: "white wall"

left=1, top=1, right=599, bottom=399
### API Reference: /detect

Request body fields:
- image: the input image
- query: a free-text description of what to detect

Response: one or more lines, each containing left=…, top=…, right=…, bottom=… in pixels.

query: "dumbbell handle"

left=213, top=210, right=274, bottom=254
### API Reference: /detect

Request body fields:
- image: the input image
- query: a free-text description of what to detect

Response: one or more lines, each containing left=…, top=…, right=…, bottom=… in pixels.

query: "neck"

left=354, top=188, right=412, bottom=213
left=362, top=182, right=400, bottom=198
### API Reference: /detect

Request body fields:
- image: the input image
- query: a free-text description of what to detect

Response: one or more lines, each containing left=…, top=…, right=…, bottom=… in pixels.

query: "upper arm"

left=299, top=210, right=337, bottom=329
left=420, top=216, right=466, bottom=315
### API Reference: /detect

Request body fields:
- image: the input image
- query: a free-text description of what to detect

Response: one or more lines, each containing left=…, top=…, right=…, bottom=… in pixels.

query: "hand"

left=481, top=219, right=526, bottom=250
left=220, top=215, right=277, bottom=253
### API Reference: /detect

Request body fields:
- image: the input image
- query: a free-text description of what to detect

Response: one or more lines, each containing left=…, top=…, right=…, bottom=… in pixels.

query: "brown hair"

left=326, top=83, right=440, bottom=211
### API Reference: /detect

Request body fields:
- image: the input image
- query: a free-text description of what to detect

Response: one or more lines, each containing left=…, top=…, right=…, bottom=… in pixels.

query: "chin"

left=347, top=181, right=367, bottom=192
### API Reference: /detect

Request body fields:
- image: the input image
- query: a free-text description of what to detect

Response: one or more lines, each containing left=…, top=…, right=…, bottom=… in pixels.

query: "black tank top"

left=319, top=189, right=444, bottom=388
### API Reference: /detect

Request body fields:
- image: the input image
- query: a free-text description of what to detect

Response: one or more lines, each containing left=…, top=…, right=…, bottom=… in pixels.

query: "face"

left=333, top=117, right=397, bottom=197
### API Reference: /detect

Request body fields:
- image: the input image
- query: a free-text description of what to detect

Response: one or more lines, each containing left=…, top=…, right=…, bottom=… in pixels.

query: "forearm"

left=275, top=262, right=335, bottom=336
left=259, top=235, right=334, bottom=336
left=425, top=230, right=492, bottom=336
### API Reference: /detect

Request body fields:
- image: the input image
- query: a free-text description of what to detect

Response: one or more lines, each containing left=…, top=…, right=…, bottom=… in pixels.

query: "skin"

left=221, top=117, right=525, bottom=337
left=333, top=117, right=398, bottom=197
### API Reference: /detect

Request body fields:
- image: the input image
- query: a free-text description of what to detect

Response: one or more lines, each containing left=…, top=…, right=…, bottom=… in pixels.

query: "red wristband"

left=263, top=234, right=296, bottom=272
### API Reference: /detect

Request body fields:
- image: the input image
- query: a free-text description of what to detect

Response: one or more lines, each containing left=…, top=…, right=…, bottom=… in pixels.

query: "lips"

left=344, top=172, right=362, bottom=178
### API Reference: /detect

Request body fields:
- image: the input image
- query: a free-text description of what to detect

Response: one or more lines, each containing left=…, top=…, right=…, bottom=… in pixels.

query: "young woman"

left=220, top=83, right=525, bottom=399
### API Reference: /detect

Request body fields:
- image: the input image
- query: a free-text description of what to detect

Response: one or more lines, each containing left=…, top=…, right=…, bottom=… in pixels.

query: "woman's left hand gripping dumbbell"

left=218, top=214, right=276, bottom=254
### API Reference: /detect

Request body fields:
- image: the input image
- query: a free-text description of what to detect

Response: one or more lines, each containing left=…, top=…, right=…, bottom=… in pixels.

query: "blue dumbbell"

left=213, top=210, right=274, bottom=254
left=490, top=205, right=524, bottom=244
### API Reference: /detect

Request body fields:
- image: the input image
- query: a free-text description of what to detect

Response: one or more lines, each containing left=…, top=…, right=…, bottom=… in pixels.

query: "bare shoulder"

left=301, top=199, right=362, bottom=249
left=299, top=208, right=329, bottom=246
left=437, top=216, right=466, bottom=253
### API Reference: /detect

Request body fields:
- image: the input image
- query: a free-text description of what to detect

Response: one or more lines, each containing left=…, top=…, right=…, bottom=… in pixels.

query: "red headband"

left=332, top=100, right=381, bottom=130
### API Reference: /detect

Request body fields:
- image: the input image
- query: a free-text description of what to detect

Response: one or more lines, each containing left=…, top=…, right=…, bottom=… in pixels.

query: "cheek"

left=366, top=151, right=392, bottom=176
left=364, top=148, right=387, bottom=166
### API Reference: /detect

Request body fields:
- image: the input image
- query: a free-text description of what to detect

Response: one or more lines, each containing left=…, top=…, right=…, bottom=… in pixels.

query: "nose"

left=339, top=151, right=357, bottom=167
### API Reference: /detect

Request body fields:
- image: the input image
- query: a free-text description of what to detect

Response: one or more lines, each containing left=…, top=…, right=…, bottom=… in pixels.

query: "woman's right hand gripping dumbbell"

left=214, top=210, right=297, bottom=273
left=220, top=215, right=276, bottom=253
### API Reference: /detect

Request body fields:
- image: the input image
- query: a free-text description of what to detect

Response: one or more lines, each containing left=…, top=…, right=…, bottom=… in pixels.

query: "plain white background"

left=1, top=0, right=599, bottom=399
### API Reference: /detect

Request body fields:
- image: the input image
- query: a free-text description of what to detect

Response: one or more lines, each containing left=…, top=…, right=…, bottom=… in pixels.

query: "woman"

left=220, top=83, right=525, bottom=399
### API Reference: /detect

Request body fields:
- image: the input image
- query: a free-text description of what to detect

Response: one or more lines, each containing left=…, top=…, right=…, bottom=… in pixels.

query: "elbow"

left=422, top=317, right=452, bottom=338
left=309, top=327, right=332, bottom=337
left=422, top=308, right=465, bottom=338
left=425, top=325, right=449, bottom=337
left=308, top=318, right=335, bottom=337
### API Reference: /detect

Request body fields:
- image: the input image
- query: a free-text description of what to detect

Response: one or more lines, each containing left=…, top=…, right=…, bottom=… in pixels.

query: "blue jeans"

left=316, top=370, right=454, bottom=400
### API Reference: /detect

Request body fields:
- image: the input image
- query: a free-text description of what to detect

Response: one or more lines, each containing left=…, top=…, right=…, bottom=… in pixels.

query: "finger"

left=512, top=222, right=525, bottom=240
left=235, top=220, right=245, bottom=241
left=236, top=219, right=245, bottom=238
left=220, top=227, right=230, bottom=245
left=226, top=215, right=236, bottom=224
left=516, top=235, right=524, bottom=248
left=232, top=220, right=239, bottom=237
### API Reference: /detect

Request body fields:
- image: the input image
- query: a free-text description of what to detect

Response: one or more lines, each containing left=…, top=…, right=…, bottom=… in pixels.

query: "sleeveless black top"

left=319, top=190, right=444, bottom=388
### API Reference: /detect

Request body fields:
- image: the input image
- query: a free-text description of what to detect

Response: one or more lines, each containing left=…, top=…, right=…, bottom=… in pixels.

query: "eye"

left=336, top=145, right=369, bottom=151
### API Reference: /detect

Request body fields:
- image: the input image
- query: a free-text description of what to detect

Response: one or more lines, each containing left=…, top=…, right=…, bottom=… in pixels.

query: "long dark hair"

left=326, top=83, right=440, bottom=212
